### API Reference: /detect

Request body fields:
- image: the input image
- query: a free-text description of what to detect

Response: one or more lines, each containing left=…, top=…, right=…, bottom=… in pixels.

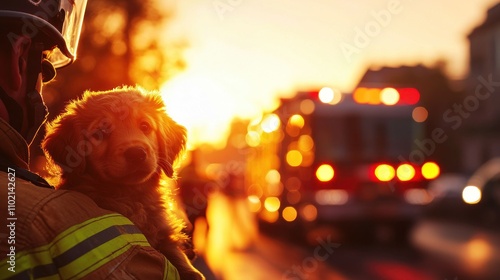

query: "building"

left=462, top=2, right=500, bottom=173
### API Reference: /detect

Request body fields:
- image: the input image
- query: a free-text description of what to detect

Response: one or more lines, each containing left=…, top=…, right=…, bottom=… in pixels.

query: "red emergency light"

left=353, top=87, right=420, bottom=105
left=397, top=88, right=420, bottom=105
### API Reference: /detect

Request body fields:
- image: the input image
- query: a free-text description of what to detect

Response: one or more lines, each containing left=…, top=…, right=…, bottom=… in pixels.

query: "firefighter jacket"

left=0, top=118, right=180, bottom=279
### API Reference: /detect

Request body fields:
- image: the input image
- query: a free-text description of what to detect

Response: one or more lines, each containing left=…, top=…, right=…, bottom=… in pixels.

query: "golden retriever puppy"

left=42, top=86, right=204, bottom=280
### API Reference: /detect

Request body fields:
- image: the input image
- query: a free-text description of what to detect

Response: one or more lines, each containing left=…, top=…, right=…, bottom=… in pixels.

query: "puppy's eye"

left=140, top=121, right=151, bottom=133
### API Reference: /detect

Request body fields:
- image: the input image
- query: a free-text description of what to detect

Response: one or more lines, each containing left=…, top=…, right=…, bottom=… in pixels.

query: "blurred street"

left=191, top=192, right=443, bottom=280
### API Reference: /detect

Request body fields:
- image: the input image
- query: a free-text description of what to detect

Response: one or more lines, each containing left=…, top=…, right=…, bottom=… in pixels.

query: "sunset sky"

left=160, top=0, right=499, bottom=148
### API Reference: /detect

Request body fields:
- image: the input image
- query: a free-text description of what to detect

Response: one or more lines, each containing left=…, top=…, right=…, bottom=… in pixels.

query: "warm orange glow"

left=354, top=88, right=386, bottom=104
left=282, top=206, right=298, bottom=222
left=298, top=135, right=314, bottom=151
left=300, top=99, right=315, bottom=115
left=260, top=210, right=279, bottom=223
left=300, top=204, right=317, bottom=222
left=247, top=195, right=262, bottom=212
left=166, top=2, right=492, bottom=153
left=261, top=114, right=281, bottom=133
left=466, top=237, right=492, bottom=271
left=380, top=87, right=400, bottom=105
left=396, top=164, right=415, bottom=181
left=318, top=87, right=342, bottom=104
left=412, top=106, right=428, bottom=122
left=316, top=164, right=335, bottom=182
left=286, top=114, right=304, bottom=137
left=286, top=150, right=303, bottom=167
left=267, top=181, right=284, bottom=197
left=265, top=169, right=281, bottom=184
left=245, top=131, right=261, bottom=147
left=161, top=75, right=238, bottom=149
left=374, top=164, right=395, bottom=182
left=289, top=114, right=305, bottom=128
left=353, top=87, right=369, bottom=103
left=421, top=162, right=440, bottom=179
left=300, top=151, right=315, bottom=167
left=264, top=197, right=281, bottom=212
left=367, top=88, right=382, bottom=104
left=192, top=217, right=208, bottom=255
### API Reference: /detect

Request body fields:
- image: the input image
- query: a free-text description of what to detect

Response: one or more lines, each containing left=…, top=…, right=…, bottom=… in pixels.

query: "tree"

left=44, top=0, right=185, bottom=113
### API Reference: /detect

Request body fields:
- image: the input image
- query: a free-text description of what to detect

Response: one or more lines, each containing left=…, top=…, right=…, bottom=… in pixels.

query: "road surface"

left=188, top=192, right=447, bottom=280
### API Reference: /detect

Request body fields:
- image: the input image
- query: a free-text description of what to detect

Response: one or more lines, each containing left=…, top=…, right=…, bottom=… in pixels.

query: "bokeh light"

left=374, top=164, right=395, bottom=182
left=282, top=206, right=298, bottom=222
left=300, top=204, right=318, bottom=222
left=264, top=197, right=281, bottom=212
left=289, top=114, right=305, bottom=128
left=397, top=164, right=415, bottom=181
left=298, top=135, right=314, bottom=151
left=462, top=185, right=482, bottom=204
left=261, top=114, right=281, bottom=133
left=421, top=162, right=440, bottom=179
left=300, top=99, right=315, bottom=115
left=247, top=195, right=262, bottom=212
left=380, top=87, right=400, bottom=105
left=412, top=106, right=429, bottom=122
left=315, top=164, right=335, bottom=182
left=286, top=150, right=303, bottom=167
left=265, top=169, right=281, bottom=185
left=318, top=87, right=342, bottom=105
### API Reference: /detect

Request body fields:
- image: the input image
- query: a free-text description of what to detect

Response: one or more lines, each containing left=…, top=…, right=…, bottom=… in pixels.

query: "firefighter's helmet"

left=0, top=0, right=88, bottom=68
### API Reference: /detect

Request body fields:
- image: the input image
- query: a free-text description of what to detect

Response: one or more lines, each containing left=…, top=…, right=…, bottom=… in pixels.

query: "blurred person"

left=0, top=1, right=180, bottom=279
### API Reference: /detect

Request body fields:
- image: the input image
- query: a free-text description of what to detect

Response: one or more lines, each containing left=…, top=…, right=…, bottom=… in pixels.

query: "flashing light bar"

left=369, top=162, right=440, bottom=182
left=353, top=87, right=420, bottom=105
left=314, top=162, right=440, bottom=184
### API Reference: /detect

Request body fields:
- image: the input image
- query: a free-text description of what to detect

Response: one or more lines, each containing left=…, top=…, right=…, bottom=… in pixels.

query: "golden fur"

left=42, top=86, right=204, bottom=280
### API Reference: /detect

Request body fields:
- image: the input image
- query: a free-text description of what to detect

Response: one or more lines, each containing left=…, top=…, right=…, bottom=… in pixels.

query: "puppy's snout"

left=124, top=146, right=147, bottom=162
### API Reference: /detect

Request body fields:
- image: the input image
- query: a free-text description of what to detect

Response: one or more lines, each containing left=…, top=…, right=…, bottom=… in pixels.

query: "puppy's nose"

left=124, top=147, right=147, bottom=162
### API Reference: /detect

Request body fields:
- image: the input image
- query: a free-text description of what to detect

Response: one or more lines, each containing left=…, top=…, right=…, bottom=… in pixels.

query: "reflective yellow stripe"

left=58, top=231, right=149, bottom=279
left=164, top=258, right=181, bottom=280
left=0, top=214, right=157, bottom=279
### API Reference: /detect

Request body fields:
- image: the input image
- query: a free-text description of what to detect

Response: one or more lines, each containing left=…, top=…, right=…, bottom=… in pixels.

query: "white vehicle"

left=411, top=158, right=500, bottom=279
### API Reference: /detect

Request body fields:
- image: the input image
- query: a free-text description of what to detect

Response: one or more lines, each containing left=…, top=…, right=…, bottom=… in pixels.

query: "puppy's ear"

left=42, top=112, right=86, bottom=178
left=157, top=114, right=186, bottom=178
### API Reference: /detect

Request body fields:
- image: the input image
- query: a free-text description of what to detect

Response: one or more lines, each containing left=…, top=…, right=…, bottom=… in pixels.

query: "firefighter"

left=0, top=1, right=179, bottom=279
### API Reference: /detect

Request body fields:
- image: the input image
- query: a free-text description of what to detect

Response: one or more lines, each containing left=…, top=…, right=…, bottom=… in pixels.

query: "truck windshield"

left=313, top=114, right=423, bottom=164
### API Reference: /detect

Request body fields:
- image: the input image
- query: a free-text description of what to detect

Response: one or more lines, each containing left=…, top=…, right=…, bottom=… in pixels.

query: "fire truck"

left=246, top=85, right=442, bottom=240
